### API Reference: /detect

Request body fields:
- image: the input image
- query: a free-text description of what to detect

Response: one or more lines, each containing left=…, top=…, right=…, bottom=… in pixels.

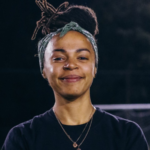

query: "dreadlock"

left=31, top=0, right=99, bottom=40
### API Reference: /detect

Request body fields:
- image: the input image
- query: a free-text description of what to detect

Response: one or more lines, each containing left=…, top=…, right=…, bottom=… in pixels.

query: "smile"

left=60, top=75, right=83, bottom=83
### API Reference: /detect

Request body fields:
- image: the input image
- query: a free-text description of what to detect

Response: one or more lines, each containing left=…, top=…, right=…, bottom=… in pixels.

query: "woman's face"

left=42, top=31, right=97, bottom=99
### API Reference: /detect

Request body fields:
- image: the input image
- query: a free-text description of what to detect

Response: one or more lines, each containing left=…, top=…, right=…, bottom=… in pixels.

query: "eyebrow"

left=52, top=48, right=91, bottom=53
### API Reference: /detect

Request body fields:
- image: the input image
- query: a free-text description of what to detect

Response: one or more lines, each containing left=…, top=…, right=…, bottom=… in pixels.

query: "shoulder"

left=16, top=108, right=55, bottom=132
left=95, top=107, right=142, bottom=131
left=2, top=108, right=54, bottom=149
left=95, top=107, right=149, bottom=149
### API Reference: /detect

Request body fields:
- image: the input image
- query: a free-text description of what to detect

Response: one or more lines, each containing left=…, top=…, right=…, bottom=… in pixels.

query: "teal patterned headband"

left=38, top=21, right=98, bottom=74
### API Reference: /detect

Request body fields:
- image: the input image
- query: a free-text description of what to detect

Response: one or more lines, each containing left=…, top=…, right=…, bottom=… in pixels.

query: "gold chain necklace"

left=53, top=107, right=95, bottom=150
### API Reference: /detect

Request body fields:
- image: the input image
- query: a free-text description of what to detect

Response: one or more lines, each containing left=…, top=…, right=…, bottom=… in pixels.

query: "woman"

left=2, top=0, right=148, bottom=150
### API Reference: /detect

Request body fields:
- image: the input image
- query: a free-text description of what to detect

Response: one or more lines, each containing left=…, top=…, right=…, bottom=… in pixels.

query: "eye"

left=53, top=57, right=63, bottom=61
left=78, top=57, right=88, bottom=60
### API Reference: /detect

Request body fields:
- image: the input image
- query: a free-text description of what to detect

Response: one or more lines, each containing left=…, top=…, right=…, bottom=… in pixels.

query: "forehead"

left=46, top=31, right=93, bottom=51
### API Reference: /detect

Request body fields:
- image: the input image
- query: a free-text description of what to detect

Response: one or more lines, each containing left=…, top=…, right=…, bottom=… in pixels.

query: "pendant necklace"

left=53, top=106, right=95, bottom=150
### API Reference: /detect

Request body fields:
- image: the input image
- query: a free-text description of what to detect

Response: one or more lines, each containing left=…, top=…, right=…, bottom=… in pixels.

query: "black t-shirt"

left=2, top=107, right=149, bottom=150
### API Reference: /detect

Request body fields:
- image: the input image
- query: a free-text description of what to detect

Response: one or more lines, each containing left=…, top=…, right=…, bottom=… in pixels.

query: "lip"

left=59, top=75, right=83, bottom=83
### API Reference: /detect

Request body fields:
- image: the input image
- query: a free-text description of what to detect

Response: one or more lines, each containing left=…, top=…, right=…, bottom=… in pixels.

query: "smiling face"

left=42, top=31, right=97, bottom=100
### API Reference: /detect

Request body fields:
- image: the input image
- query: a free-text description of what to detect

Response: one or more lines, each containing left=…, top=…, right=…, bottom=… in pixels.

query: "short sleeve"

left=1, top=126, right=26, bottom=150
left=124, top=122, right=149, bottom=150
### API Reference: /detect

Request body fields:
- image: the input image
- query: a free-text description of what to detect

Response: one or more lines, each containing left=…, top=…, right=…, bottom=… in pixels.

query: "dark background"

left=1, top=0, right=150, bottom=147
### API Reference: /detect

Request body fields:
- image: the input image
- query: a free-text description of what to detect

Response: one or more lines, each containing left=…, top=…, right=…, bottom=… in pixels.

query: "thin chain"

left=54, top=114, right=89, bottom=143
left=53, top=106, right=95, bottom=147
left=78, top=115, right=93, bottom=148
left=75, top=120, right=89, bottom=142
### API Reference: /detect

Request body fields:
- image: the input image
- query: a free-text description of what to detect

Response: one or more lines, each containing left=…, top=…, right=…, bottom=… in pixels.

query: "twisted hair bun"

left=51, top=5, right=99, bottom=37
left=31, top=0, right=99, bottom=40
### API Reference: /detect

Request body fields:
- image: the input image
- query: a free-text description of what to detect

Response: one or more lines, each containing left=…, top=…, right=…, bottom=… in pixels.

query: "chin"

left=61, top=93, right=82, bottom=101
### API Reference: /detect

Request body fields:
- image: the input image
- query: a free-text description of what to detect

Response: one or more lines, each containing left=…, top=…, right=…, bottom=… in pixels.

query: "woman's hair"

left=31, top=0, right=99, bottom=40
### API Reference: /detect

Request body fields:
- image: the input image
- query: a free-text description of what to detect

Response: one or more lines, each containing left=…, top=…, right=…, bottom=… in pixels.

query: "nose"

left=63, top=58, right=78, bottom=70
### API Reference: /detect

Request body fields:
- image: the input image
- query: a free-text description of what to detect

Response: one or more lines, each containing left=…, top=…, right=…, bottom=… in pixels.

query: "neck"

left=53, top=90, right=95, bottom=125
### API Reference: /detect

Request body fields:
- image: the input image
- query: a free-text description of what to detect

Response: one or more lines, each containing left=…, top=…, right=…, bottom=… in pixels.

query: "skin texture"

left=42, top=31, right=97, bottom=125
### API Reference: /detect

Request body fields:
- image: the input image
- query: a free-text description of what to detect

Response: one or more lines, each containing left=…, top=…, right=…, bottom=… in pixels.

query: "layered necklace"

left=53, top=107, right=95, bottom=150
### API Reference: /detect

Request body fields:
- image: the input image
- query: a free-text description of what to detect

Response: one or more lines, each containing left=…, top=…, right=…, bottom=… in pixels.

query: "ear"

left=94, top=67, right=97, bottom=78
left=42, top=70, right=47, bottom=79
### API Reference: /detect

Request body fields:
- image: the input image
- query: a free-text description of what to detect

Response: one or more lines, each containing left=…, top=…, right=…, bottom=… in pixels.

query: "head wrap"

left=38, top=21, right=98, bottom=74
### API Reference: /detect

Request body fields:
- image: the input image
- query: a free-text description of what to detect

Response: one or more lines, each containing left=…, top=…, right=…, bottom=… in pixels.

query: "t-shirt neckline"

left=50, top=107, right=98, bottom=127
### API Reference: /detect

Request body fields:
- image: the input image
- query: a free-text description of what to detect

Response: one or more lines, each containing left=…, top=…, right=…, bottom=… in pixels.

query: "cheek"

left=43, top=66, right=59, bottom=88
left=82, top=63, right=95, bottom=78
left=44, top=63, right=62, bottom=82
left=43, top=61, right=53, bottom=82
